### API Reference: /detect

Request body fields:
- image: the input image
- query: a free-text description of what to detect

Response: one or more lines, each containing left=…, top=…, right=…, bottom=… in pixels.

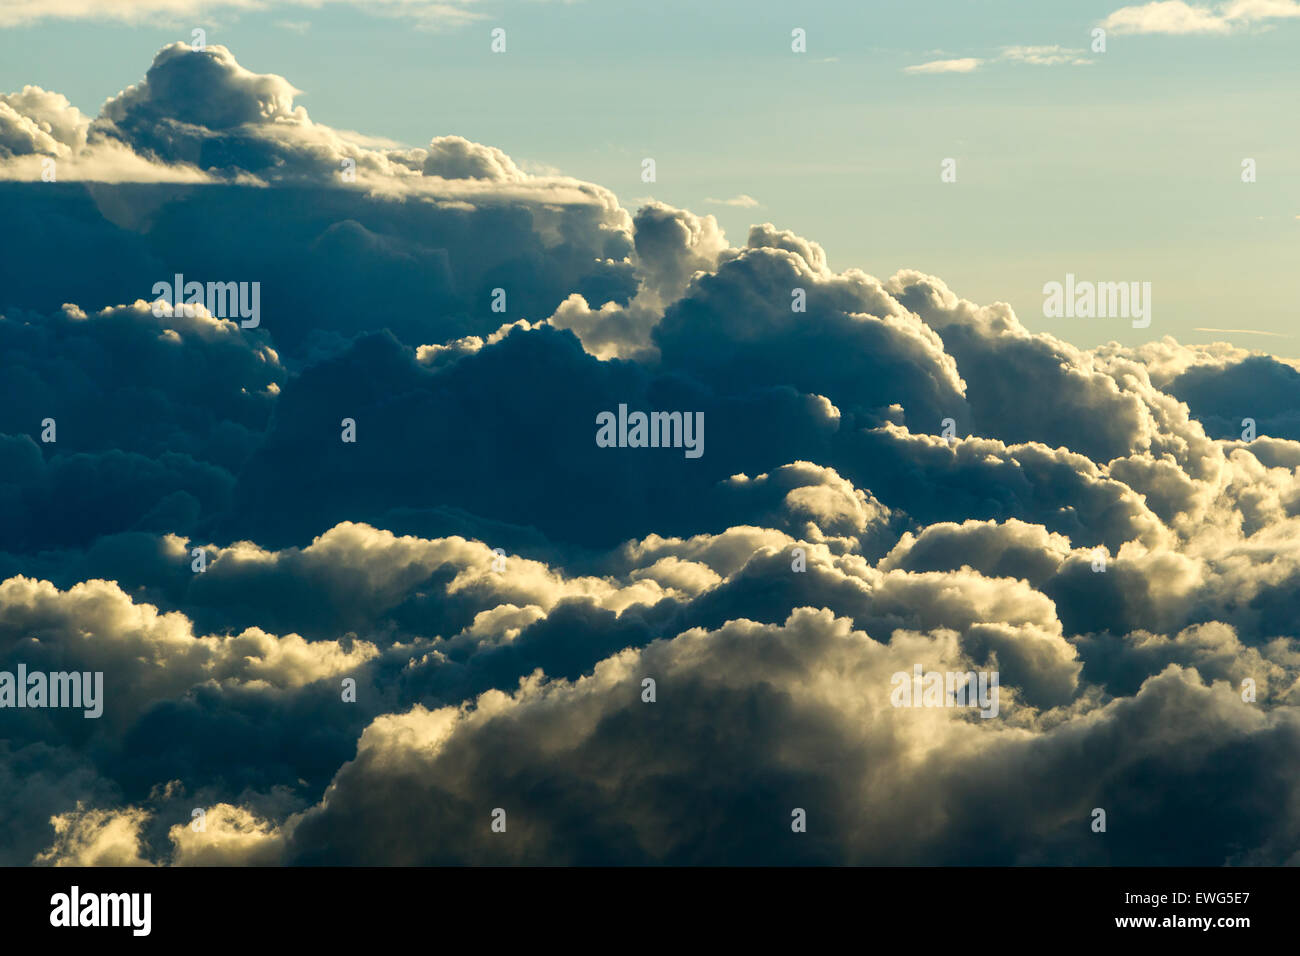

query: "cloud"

left=904, top=46, right=1092, bottom=76
left=630, top=201, right=730, bottom=303
left=423, top=136, right=527, bottom=182
left=999, top=45, right=1093, bottom=65
left=903, top=57, right=984, bottom=74
left=1164, top=354, right=1300, bottom=440
left=168, top=803, right=286, bottom=865
left=0, top=301, right=284, bottom=466
left=1100, top=0, right=1300, bottom=35
left=705, top=194, right=761, bottom=208
left=1193, top=327, right=1290, bottom=337
left=35, top=804, right=154, bottom=866
left=0, top=575, right=378, bottom=724
left=4, top=42, right=1300, bottom=866
left=155, top=618, right=1300, bottom=864
left=650, top=230, right=967, bottom=432
left=0, top=87, right=89, bottom=158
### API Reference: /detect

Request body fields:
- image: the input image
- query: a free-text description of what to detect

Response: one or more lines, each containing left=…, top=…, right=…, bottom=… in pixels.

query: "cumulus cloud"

left=131, top=615, right=1300, bottom=865
left=0, top=575, right=377, bottom=723
left=168, top=803, right=286, bottom=865
left=4, top=42, right=1300, bottom=867
left=0, top=88, right=89, bottom=158
left=35, top=804, right=154, bottom=866
left=1100, top=0, right=1300, bottom=35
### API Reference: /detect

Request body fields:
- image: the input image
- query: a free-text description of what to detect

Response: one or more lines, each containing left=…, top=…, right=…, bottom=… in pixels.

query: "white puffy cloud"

left=92, top=611, right=1298, bottom=865
left=34, top=804, right=154, bottom=866
left=0, top=575, right=378, bottom=731
left=1101, top=0, right=1300, bottom=35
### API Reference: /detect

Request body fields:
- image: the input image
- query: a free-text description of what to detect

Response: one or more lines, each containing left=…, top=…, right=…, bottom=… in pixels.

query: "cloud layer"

left=3, top=44, right=1300, bottom=865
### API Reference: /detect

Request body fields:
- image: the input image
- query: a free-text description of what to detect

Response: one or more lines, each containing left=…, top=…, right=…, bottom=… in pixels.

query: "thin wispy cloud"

left=1000, top=44, right=1093, bottom=65
left=904, top=45, right=1092, bottom=74
left=1194, top=327, right=1291, bottom=337
left=705, top=194, right=761, bottom=208
left=333, top=128, right=405, bottom=149
left=903, top=57, right=984, bottom=74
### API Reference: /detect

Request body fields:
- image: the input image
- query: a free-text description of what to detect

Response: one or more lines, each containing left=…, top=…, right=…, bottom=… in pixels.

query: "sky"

left=1, top=0, right=1297, bottom=351
left=2, top=1, right=1300, bottom=867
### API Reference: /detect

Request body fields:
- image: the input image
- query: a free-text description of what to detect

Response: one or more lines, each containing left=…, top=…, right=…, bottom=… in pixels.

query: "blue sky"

left=3, top=0, right=1297, bottom=350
